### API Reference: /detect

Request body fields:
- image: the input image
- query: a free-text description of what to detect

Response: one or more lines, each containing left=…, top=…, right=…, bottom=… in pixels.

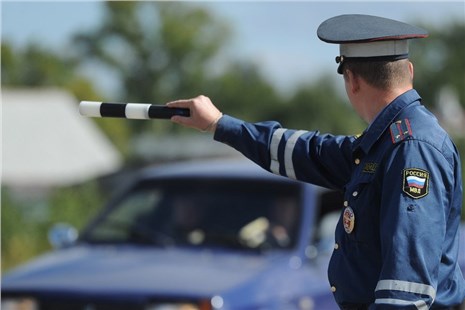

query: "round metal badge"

left=343, top=207, right=355, bottom=234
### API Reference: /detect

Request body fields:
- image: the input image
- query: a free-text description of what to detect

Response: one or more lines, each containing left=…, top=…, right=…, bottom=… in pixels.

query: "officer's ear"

left=408, top=61, right=414, bottom=81
left=344, top=69, right=361, bottom=94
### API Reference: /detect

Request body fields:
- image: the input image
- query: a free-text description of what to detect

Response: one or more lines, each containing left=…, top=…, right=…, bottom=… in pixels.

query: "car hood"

left=2, top=244, right=289, bottom=299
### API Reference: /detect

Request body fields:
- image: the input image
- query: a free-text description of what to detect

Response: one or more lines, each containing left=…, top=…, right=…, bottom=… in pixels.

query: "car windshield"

left=82, top=177, right=302, bottom=252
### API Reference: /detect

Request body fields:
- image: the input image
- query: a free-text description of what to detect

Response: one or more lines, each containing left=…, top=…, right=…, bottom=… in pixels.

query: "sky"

left=1, top=1, right=464, bottom=95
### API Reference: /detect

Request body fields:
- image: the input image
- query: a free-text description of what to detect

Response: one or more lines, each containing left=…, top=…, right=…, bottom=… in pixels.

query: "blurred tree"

left=1, top=42, right=100, bottom=100
left=282, top=76, right=365, bottom=134
left=207, top=62, right=284, bottom=123
left=73, top=1, right=230, bottom=136
left=1, top=182, right=104, bottom=272
left=411, top=21, right=465, bottom=109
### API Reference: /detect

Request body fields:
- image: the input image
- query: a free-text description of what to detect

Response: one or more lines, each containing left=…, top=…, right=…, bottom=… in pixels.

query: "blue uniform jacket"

left=214, top=89, right=465, bottom=308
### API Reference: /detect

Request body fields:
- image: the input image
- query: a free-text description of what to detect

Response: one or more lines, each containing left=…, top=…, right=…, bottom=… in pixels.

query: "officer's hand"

left=167, top=95, right=223, bottom=133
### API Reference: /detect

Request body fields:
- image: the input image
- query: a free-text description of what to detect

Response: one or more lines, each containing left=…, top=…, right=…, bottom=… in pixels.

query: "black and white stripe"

left=79, top=101, right=190, bottom=120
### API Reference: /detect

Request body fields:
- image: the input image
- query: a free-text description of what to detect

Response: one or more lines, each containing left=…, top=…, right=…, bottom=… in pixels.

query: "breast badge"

left=343, top=207, right=355, bottom=234
left=403, top=168, right=429, bottom=199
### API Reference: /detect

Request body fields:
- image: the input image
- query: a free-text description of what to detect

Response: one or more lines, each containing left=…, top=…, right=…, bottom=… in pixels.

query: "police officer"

left=167, top=14, right=465, bottom=309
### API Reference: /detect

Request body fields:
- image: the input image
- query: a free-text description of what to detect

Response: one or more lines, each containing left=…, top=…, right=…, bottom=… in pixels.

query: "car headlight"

left=1, top=297, right=38, bottom=310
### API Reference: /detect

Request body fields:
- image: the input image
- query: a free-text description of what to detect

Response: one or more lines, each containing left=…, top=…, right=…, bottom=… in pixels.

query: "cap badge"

left=343, top=207, right=355, bottom=234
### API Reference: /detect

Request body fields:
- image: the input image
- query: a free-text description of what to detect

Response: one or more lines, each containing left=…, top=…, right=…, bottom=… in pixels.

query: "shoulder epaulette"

left=389, top=119, right=413, bottom=144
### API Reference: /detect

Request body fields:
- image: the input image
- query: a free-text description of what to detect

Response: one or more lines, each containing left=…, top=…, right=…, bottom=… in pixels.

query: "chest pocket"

left=344, top=171, right=380, bottom=245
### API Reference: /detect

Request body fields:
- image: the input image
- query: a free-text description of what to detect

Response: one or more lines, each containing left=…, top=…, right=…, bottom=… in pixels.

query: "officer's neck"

left=360, top=83, right=413, bottom=124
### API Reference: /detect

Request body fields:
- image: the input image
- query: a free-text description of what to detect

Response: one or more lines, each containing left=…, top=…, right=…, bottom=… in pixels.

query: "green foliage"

left=1, top=43, right=70, bottom=86
left=1, top=182, right=104, bottom=272
left=206, top=62, right=284, bottom=123
left=283, top=76, right=365, bottom=134
left=1, top=191, right=45, bottom=272
left=73, top=2, right=230, bottom=137
left=1, top=42, right=100, bottom=101
left=411, top=21, right=465, bottom=109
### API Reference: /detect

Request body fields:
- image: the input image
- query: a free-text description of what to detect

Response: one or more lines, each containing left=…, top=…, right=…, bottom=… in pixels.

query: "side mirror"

left=48, top=223, right=78, bottom=249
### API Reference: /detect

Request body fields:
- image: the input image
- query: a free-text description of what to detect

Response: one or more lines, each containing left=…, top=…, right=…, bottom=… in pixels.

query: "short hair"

left=342, top=59, right=412, bottom=90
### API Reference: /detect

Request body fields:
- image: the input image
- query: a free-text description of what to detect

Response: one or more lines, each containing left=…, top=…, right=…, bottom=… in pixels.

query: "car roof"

left=138, top=158, right=302, bottom=185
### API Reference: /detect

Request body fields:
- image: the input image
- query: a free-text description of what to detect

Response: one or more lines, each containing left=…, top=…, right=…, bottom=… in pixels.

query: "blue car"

left=2, top=159, right=464, bottom=310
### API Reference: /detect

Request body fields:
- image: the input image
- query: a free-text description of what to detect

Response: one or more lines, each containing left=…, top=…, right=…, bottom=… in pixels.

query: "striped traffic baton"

left=79, top=101, right=190, bottom=120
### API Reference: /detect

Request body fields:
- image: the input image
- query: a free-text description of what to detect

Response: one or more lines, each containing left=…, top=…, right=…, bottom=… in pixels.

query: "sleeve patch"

left=402, top=168, right=429, bottom=199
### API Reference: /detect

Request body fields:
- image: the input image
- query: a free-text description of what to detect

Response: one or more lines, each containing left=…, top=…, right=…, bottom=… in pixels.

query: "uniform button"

left=331, top=286, right=336, bottom=292
left=352, top=191, right=358, bottom=197
left=354, top=158, right=360, bottom=165
left=343, top=201, right=348, bottom=207
left=334, top=243, right=339, bottom=250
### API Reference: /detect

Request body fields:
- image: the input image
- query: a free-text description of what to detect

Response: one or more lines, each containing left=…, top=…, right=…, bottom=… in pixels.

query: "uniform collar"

left=356, top=89, right=421, bottom=154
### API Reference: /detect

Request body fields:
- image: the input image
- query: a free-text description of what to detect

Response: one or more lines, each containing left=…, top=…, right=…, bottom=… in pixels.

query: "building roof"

left=2, top=88, right=122, bottom=187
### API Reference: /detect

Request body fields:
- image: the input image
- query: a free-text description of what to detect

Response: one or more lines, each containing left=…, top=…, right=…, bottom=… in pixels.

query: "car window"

left=311, top=190, right=343, bottom=255
left=83, top=178, right=302, bottom=252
